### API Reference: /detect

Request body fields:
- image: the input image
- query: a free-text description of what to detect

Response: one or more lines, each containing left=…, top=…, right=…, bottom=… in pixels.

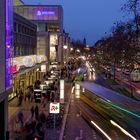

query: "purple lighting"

left=34, top=7, right=58, bottom=20
left=36, top=10, right=55, bottom=16
left=6, top=0, right=13, bottom=89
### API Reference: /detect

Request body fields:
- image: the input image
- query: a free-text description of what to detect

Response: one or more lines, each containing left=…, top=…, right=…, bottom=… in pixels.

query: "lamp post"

left=63, top=45, right=68, bottom=79
left=63, top=45, right=68, bottom=62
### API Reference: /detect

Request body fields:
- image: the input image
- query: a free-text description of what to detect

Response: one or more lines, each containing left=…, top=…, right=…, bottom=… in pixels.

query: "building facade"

left=0, top=0, right=13, bottom=139
left=14, top=0, right=24, bottom=6
left=58, top=32, right=70, bottom=63
left=14, top=5, right=64, bottom=63
left=14, top=13, right=37, bottom=56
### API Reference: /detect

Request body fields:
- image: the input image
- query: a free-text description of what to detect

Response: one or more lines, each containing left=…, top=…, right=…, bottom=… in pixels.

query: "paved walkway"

left=8, top=82, right=72, bottom=140
left=8, top=98, right=48, bottom=140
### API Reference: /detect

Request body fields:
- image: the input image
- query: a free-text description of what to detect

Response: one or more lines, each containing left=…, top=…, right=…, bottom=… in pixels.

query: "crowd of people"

left=12, top=58, right=80, bottom=140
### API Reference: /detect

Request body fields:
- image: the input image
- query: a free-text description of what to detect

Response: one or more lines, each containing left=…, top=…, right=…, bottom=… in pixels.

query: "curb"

left=59, top=85, right=72, bottom=140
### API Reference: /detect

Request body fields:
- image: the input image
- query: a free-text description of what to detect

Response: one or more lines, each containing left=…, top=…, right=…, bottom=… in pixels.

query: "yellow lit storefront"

left=9, top=55, right=47, bottom=101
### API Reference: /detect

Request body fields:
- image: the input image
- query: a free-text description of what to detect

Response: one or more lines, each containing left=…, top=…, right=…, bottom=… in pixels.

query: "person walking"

left=30, top=87, right=34, bottom=102
left=35, top=105, right=39, bottom=120
left=18, top=90, right=23, bottom=106
left=30, top=106, right=35, bottom=119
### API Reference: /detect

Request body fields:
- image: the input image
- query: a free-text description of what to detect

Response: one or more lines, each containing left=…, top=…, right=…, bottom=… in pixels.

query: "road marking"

left=79, top=129, right=83, bottom=139
left=79, top=111, right=82, bottom=116
left=92, top=130, right=97, bottom=139
left=75, top=136, right=79, bottom=140
left=76, top=114, right=80, bottom=117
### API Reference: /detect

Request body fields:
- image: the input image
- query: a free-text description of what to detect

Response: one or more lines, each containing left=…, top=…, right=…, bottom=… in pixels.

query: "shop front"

left=9, top=61, right=48, bottom=101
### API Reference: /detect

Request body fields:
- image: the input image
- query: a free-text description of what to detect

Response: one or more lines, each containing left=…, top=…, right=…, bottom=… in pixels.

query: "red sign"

left=11, top=65, right=17, bottom=73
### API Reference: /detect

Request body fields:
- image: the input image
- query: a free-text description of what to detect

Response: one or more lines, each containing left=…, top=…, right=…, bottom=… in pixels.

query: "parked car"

left=122, top=68, right=130, bottom=75
left=130, top=69, right=140, bottom=82
left=116, top=68, right=121, bottom=72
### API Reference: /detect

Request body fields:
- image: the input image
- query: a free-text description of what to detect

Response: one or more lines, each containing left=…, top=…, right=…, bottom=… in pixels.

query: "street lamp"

left=63, top=45, right=68, bottom=62
left=70, top=48, right=73, bottom=51
left=76, top=49, right=80, bottom=53
left=63, top=45, right=68, bottom=49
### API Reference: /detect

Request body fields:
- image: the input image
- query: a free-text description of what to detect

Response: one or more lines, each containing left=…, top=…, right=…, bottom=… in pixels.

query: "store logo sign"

left=50, top=103, right=60, bottom=114
left=36, top=10, right=55, bottom=16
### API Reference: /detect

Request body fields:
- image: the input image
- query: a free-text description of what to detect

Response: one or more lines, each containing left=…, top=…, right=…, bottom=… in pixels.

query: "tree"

left=121, top=0, right=140, bottom=35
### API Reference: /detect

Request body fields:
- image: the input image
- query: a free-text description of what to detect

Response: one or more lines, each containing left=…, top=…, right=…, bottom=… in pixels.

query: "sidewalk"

left=8, top=97, right=48, bottom=140
left=8, top=82, right=72, bottom=140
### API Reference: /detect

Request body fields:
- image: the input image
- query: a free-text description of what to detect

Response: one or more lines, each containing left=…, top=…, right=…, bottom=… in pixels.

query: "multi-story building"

left=58, top=32, right=70, bottom=62
left=14, top=13, right=37, bottom=56
left=14, top=5, right=65, bottom=63
left=14, top=0, right=24, bottom=6
left=7, top=1, right=48, bottom=101
left=8, top=13, right=38, bottom=100
left=0, top=0, right=13, bottom=139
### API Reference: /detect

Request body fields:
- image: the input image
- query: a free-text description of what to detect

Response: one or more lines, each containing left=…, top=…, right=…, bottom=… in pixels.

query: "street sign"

left=34, top=89, right=42, bottom=103
left=50, top=103, right=60, bottom=114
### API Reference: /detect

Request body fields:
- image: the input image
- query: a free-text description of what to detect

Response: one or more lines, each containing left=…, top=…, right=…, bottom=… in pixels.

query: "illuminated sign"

left=75, top=83, right=80, bottom=99
left=36, top=10, right=55, bottom=16
left=34, top=7, right=58, bottom=20
left=23, top=56, right=35, bottom=67
left=11, top=65, right=17, bottom=73
left=60, top=80, right=64, bottom=103
left=50, top=103, right=60, bottom=114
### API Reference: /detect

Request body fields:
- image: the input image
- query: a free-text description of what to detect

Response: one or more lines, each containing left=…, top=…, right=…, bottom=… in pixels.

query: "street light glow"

left=76, top=49, right=80, bottom=53
left=63, top=45, right=68, bottom=49
left=70, top=48, right=73, bottom=51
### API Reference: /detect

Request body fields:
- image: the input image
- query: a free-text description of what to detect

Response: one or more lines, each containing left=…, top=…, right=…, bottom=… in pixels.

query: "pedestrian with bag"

left=30, top=106, right=34, bottom=119
left=35, top=105, right=39, bottom=120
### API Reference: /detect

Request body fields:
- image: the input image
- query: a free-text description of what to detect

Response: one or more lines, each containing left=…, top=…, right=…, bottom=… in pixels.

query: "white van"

left=130, top=69, right=140, bottom=82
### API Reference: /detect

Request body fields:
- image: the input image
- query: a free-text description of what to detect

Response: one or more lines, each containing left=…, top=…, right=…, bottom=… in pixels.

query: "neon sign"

left=36, top=10, right=55, bottom=16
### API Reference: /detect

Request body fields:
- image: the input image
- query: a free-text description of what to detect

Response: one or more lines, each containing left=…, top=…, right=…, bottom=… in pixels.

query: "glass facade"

left=50, top=34, right=58, bottom=61
left=36, top=23, right=46, bottom=32
left=15, top=6, right=59, bottom=21
left=6, top=0, right=13, bottom=89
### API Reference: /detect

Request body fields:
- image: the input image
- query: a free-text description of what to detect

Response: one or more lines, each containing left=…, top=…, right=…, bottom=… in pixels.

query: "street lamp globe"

left=76, top=49, right=80, bottom=53
left=63, top=45, right=68, bottom=49
left=70, top=48, right=73, bottom=51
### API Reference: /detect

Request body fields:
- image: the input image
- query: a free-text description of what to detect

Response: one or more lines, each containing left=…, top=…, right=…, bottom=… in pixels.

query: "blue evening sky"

left=23, top=0, right=129, bottom=46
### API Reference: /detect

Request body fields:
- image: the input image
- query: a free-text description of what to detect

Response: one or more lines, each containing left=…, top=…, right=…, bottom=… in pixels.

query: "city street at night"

left=0, top=0, right=140, bottom=140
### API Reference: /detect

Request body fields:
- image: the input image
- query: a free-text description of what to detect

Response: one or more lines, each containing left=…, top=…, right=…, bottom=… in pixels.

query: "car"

left=116, top=68, right=121, bottom=72
left=122, top=68, right=130, bottom=75
left=105, top=67, right=111, bottom=72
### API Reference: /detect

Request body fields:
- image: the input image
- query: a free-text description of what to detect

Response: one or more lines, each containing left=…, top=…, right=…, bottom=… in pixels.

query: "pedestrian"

left=18, top=90, right=23, bottom=106
left=51, top=91, right=55, bottom=102
left=30, top=87, right=34, bottom=102
left=17, top=111, right=24, bottom=128
left=35, top=105, right=39, bottom=120
left=47, top=90, right=51, bottom=101
left=27, top=88, right=31, bottom=102
left=30, top=106, right=34, bottom=119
